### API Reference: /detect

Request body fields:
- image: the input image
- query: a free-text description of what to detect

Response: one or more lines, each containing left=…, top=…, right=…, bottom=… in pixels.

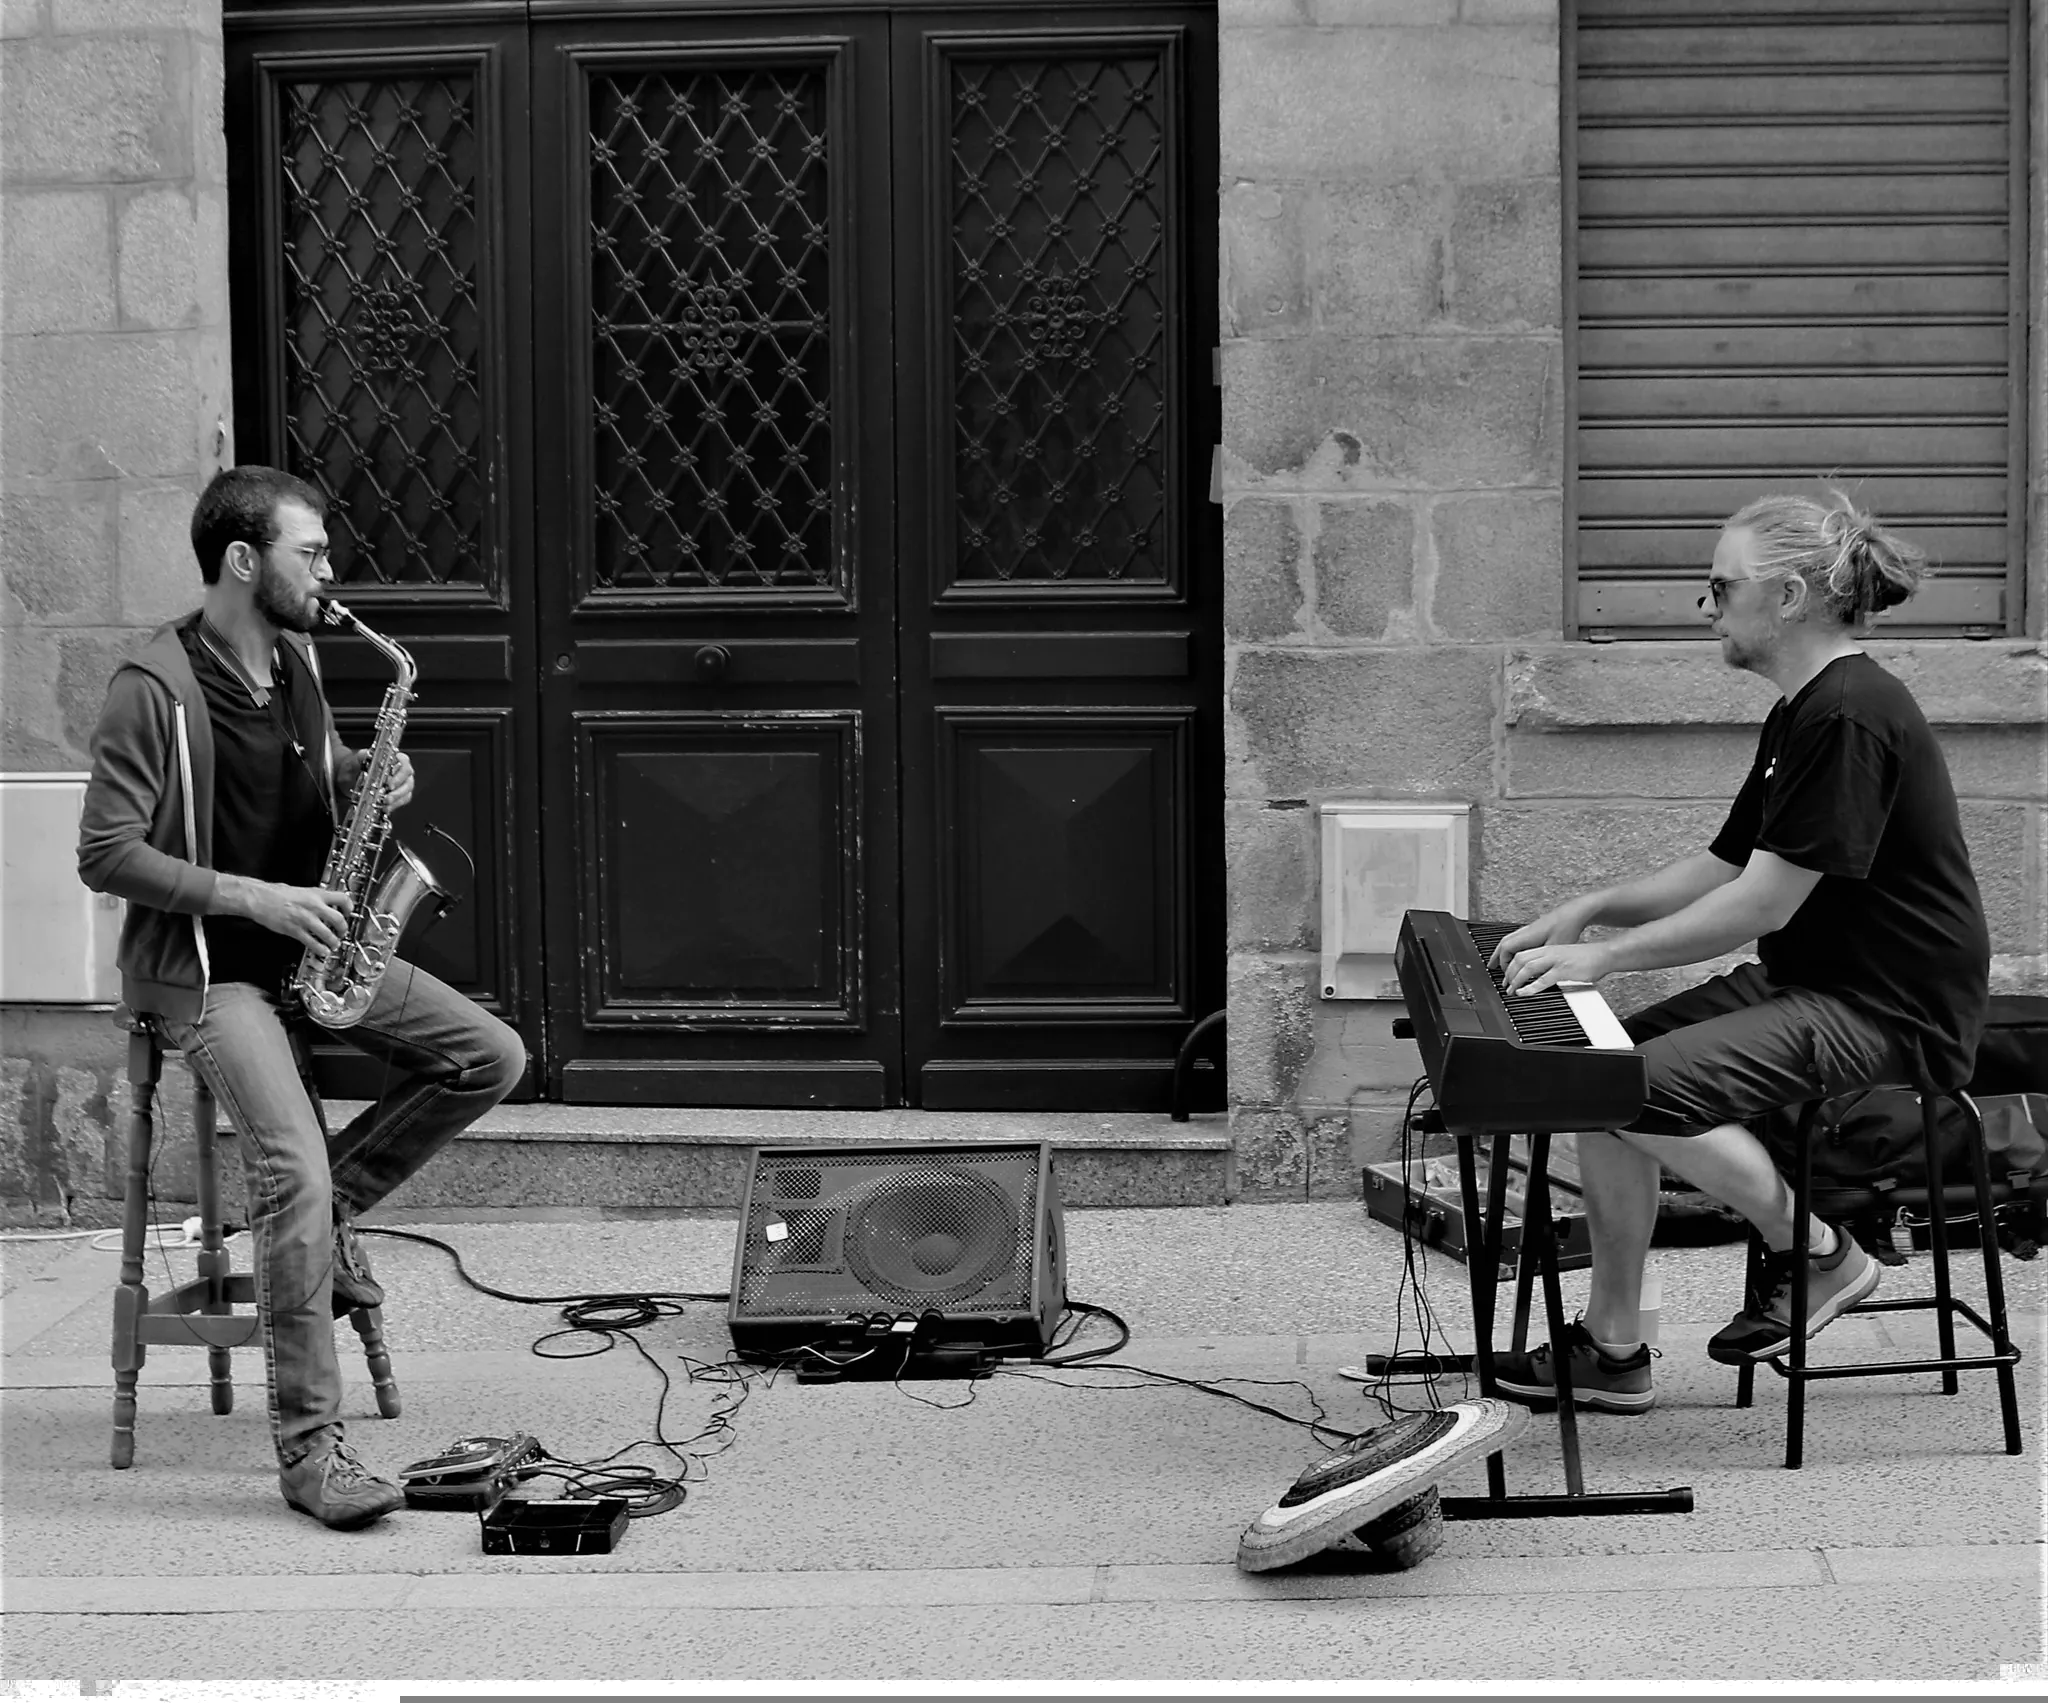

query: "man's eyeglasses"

left=271, top=542, right=332, bottom=574
left=1705, top=575, right=1743, bottom=609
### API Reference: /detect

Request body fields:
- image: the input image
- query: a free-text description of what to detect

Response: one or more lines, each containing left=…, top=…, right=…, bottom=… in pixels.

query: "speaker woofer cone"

left=842, top=1167, right=1019, bottom=1307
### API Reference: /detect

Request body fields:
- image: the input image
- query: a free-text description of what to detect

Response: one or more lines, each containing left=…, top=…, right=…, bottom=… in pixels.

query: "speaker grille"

left=772, top=1166, right=822, bottom=1201
left=770, top=1207, right=834, bottom=1267
left=736, top=1147, right=1043, bottom=1319
left=842, top=1165, right=1018, bottom=1307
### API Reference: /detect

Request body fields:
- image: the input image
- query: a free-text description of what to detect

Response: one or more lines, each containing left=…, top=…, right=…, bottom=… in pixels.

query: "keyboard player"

left=1481, top=491, right=1989, bottom=1414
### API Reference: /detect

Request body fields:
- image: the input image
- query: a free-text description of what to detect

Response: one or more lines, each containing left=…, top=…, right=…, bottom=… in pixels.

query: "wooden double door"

left=227, top=0, right=1221, bottom=1109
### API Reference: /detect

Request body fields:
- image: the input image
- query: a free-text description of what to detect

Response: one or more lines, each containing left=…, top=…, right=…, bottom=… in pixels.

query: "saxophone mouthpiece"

left=318, top=597, right=356, bottom=632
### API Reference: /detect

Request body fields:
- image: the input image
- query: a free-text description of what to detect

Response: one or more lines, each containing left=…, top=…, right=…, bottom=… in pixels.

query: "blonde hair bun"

left=1726, top=487, right=1928, bottom=626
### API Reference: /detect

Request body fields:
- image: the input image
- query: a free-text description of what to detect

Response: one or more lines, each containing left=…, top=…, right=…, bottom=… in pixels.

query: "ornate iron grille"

left=280, top=75, right=487, bottom=589
left=587, top=68, right=836, bottom=595
left=950, top=52, right=1169, bottom=587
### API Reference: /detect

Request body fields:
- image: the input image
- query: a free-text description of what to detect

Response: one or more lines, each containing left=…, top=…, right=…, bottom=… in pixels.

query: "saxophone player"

left=77, top=465, right=527, bottom=1530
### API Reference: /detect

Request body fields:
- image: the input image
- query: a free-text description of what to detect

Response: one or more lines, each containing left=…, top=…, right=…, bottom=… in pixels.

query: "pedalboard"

left=398, top=1432, right=545, bottom=1513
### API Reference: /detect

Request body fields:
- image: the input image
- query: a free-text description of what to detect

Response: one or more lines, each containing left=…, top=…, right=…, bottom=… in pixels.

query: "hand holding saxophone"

left=383, top=751, right=415, bottom=810
left=342, top=746, right=415, bottom=811
left=212, top=872, right=354, bottom=952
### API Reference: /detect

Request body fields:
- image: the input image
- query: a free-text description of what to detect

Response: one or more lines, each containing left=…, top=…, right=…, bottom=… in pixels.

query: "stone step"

left=334, top=1103, right=1234, bottom=1210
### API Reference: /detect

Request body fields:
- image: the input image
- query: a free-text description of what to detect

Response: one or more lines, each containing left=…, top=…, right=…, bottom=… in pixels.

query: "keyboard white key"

left=1559, top=983, right=1635, bottom=1052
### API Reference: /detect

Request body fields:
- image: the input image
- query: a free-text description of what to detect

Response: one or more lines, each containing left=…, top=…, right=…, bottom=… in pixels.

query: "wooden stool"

left=109, top=1014, right=400, bottom=1469
left=1735, top=1084, right=2024, bottom=1469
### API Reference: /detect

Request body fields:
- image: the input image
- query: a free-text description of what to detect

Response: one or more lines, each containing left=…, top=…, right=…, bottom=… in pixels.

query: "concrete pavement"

left=3, top=1200, right=2043, bottom=1687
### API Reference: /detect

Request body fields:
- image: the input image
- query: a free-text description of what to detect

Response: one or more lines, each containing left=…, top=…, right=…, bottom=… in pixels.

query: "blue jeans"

left=162, top=961, right=524, bottom=1464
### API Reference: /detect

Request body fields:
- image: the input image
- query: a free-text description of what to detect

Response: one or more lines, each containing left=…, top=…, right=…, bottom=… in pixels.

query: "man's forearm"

left=1598, top=877, right=1780, bottom=975
left=207, top=872, right=272, bottom=920
left=1581, top=851, right=1740, bottom=929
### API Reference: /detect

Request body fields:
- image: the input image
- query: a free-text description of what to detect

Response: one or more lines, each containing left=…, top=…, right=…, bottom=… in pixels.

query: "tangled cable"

left=361, top=1225, right=1359, bottom=1497
left=360, top=1225, right=732, bottom=1518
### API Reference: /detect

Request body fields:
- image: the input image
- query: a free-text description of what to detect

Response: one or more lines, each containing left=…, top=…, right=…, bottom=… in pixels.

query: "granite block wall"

left=2, top=0, right=232, bottom=1219
left=0, top=1006, right=230, bottom=1226
left=2, top=0, right=232, bottom=773
left=1219, top=0, right=2048, bottom=1199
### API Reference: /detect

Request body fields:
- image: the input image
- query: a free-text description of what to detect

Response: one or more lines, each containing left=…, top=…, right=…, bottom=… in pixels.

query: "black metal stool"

left=109, top=1013, right=400, bottom=1469
left=1735, top=1084, right=2024, bottom=1468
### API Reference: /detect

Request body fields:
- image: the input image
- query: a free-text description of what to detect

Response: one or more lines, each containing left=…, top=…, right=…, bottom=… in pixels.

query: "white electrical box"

left=1, top=773, right=123, bottom=1003
left=1318, top=801, right=1470, bottom=1000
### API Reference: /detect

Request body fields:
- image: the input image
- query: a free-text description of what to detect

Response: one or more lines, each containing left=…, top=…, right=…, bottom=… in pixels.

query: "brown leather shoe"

left=331, top=1218, right=385, bottom=1318
left=280, top=1433, right=403, bottom=1530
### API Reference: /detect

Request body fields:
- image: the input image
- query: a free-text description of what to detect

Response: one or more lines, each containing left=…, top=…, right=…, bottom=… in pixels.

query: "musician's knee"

left=467, top=1012, right=526, bottom=1103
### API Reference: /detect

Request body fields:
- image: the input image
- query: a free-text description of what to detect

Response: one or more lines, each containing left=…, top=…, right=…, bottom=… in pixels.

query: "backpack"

left=1761, top=996, right=2048, bottom=1264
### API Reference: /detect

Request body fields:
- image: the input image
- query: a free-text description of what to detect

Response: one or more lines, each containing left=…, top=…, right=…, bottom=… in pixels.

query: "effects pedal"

left=399, top=1432, right=546, bottom=1512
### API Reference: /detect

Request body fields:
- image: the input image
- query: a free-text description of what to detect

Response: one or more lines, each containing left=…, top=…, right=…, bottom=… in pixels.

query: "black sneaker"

left=1491, top=1321, right=1655, bottom=1414
left=1707, top=1225, right=1881, bottom=1364
left=279, top=1432, right=403, bottom=1530
left=331, top=1218, right=385, bottom=1318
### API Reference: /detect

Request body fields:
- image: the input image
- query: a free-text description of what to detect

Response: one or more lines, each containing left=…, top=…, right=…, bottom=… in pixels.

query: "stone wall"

left=0, top=1007, right=231, bottom=1223
left=1218, top=0, right=2048, bottom=1200
left=2, top=0, right=232, bottom=771
left=3, top=0, right=233, bottom=1220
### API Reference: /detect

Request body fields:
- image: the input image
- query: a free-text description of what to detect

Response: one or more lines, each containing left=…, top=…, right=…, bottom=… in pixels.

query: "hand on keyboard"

left=1503, top=938, right=1613, bottom=997
left=1488, top=902, right=1594, bottom=974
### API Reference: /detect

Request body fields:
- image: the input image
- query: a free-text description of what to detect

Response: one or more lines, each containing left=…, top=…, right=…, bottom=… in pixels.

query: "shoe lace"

left=1554, top=1318, right=1657, bottom=1370
left=1522, top=1320, right=1598, bottom=1369
left=1753, top=1249, right=1802, bottom=1317
left=322, top=1439, right=379, bottom=1488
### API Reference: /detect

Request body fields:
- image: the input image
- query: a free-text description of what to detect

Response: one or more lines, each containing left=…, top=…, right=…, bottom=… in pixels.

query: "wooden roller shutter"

left=1567, top=0, right=2028, bottom=638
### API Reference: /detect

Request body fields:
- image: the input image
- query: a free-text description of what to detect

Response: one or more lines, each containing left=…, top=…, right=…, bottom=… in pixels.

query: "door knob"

left=694, top=644, right=731, bottom=682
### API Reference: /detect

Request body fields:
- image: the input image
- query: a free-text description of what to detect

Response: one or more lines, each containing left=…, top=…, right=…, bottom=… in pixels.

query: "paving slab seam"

left=6, top=1545, right=2036, bottom=1616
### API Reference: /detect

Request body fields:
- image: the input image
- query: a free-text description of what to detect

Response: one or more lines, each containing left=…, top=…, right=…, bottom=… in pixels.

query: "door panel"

left=929, top=31, right=1189, bottom=605
left=577, top=54, right=851, bottom=609
left=226, top=15, right=541, bottom=1097
left=895, top=10, right=1221, bottom=1109
left=530, top=16, right=901, bottom=1105
left=262, top=66, right=504, bottom=601
left=576, top=712, right=864, bottom=1024
left=938, top=712, right=1190, bottom=1015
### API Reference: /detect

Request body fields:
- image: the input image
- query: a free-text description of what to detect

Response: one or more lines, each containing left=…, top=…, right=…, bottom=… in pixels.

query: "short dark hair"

left=189, top=465, right=327, bottom=585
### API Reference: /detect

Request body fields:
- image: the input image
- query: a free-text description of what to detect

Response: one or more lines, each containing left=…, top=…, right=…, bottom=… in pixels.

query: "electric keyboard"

left=1394, top=909, right=1647, bottom=1135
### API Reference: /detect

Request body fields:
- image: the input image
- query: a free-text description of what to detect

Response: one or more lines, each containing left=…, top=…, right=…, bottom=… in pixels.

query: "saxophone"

left=286, top=599, right=448, bottom=1029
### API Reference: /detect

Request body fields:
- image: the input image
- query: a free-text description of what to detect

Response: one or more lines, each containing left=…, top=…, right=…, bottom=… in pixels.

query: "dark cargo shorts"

left=1619, top=962, right=1913, bottom=1139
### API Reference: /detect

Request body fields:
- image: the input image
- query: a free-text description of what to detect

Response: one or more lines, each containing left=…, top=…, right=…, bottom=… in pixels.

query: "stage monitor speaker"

left=727, top=1142, right=1066, bottom=1369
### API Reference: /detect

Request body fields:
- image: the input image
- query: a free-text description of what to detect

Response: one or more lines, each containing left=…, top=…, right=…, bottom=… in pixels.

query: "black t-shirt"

left=1709, top=652, right=1990, bottom=1089
left=181, top=618, right=332, bottom=989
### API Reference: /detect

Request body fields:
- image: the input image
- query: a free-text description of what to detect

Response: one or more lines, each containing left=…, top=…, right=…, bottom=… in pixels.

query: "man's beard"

left=1720, top=628, right=1776, bottom=676
left=255, top=557, right=321, bottom=632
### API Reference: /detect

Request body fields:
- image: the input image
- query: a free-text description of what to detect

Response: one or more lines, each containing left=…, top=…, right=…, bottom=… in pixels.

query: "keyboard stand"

left=1370, top=1128, right=1694, bottom=1521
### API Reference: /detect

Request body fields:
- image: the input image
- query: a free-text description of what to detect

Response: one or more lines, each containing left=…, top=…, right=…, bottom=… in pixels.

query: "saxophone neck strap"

left=195, top=616, right=277, bottom=710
